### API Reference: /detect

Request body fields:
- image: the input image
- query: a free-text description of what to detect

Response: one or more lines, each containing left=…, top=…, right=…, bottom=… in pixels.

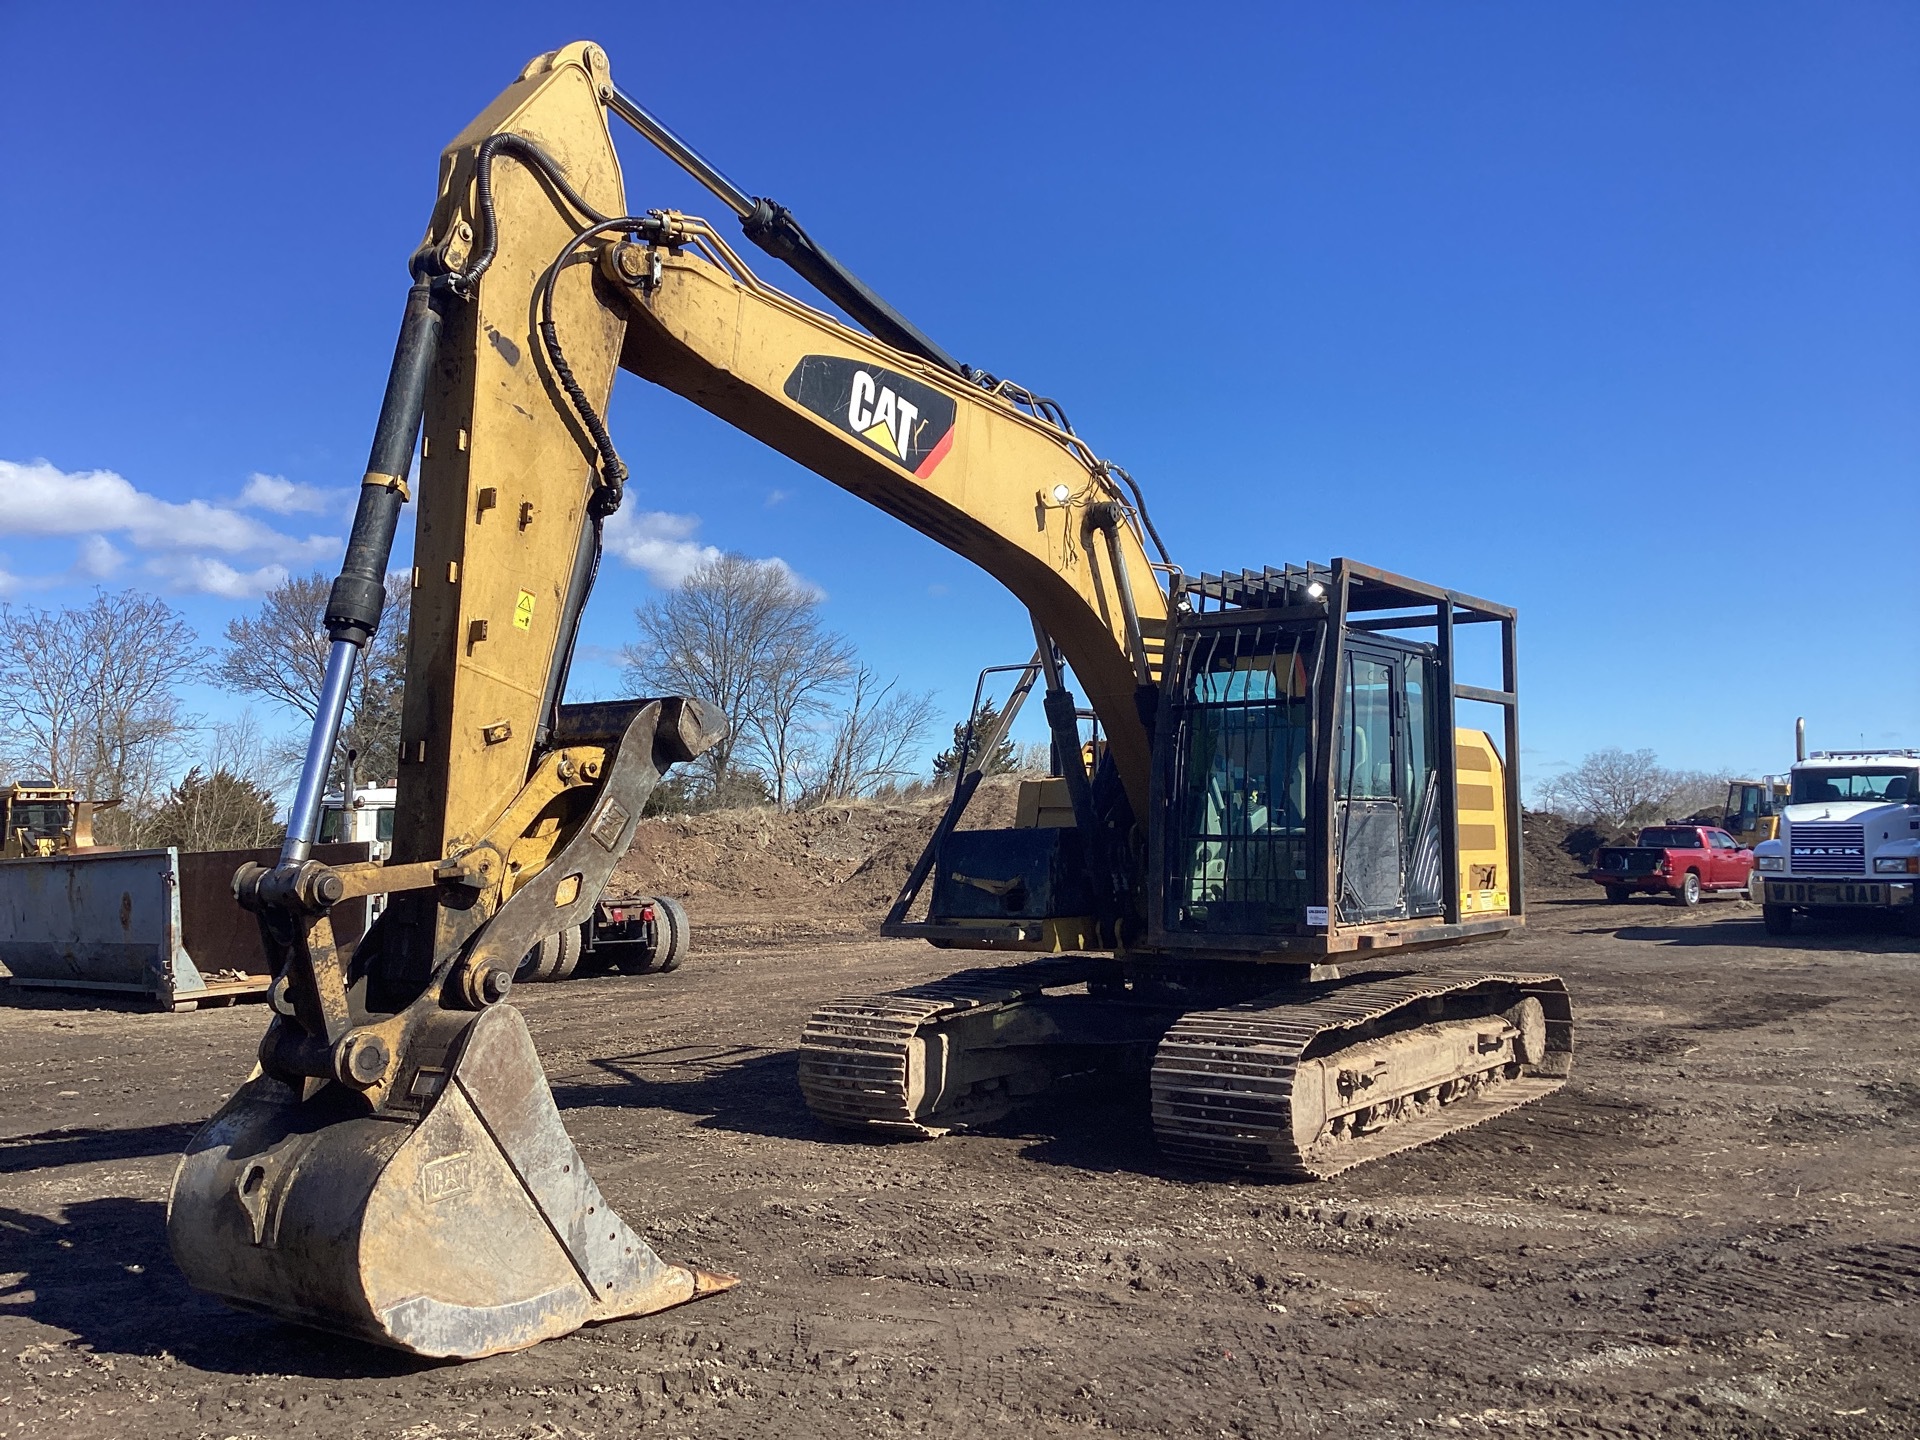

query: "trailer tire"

left=654, top=895, right=690, bottom=972
left=1762, top=903, right=1794, bottom=936
left=551, top=922, right=584, bottom=982
left=1675, top=871, right=1701, bottom=907
left=520, top=932, right=565, bottom=982
left=1604, top=886, right=1631, bottom=904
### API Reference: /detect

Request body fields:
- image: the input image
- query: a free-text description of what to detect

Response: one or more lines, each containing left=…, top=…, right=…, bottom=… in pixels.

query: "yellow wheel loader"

left=0, top=782, right=113, bottom=858
left=168, top=42, right=1573, bottom=1360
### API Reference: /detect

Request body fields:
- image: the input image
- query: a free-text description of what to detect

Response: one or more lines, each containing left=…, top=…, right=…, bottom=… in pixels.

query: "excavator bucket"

left=168, top=1002, right=732, bottom=1358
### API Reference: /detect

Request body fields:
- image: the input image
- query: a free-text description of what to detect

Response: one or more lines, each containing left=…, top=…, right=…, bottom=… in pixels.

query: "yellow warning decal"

left=513, top=590, right=536, bottom=630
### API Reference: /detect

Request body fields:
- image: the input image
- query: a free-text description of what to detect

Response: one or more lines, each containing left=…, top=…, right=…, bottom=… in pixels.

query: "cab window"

left=1338, top=655, right=1396, bottom=800
left=1640, top=827, right=1703, bottom=849
left=1790, top=768, right=1919, bottom=804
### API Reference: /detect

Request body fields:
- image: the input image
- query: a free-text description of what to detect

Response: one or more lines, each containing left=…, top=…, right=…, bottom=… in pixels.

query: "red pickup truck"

left=1587, top=825, right=1755, bottom=906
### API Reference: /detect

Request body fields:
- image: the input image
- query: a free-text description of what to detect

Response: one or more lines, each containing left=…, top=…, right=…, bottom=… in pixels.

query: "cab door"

left=1711, top=829, right=1752, bottom=886
left=1335, top=642, right=1441, bottom=923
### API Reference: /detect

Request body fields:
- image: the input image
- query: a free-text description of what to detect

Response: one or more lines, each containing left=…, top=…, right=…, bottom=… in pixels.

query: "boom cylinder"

left=601, top=83, right=753, bottom=218
left=601, top=81, right=963, bottom=375
left=281, top=279, right=445, bottom=864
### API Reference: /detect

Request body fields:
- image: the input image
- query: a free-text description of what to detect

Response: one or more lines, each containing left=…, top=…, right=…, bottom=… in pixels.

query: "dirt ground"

left=3, top=873, right=1918, bottom=1438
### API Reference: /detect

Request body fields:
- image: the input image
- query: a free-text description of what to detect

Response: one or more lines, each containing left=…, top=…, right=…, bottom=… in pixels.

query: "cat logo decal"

left=783, top=355, right=956, bottom=477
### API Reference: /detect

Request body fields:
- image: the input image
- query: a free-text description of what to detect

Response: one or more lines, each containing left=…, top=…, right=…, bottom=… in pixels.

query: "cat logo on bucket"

left=783, top=355, right=956, bottom=477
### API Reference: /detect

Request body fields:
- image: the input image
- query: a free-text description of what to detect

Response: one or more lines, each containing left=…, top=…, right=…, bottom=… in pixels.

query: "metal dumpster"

left=0, top=842, right=372, bottom=1010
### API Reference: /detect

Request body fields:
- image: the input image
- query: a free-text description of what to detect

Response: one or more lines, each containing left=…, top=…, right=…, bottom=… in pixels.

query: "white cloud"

left=0, top=459, right=330, bottom=555
left=601, top=508, right=726, bottom=587
left=239, top=472, right=347, bottom=516
left=0, top=459, right=339, bottom=599
left=143, top=555, right=292, bottom=600
left=73, top=535, right=124, bottom=579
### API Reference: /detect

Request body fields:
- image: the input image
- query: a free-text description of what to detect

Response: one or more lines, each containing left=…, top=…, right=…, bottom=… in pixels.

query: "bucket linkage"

left=167, top=698, right=733, bottom=1359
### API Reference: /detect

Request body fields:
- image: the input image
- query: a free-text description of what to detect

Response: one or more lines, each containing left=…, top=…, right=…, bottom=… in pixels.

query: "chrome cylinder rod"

left=603, top=83, right=754, bottom=218
left=280, top=639, right=360, bottom=865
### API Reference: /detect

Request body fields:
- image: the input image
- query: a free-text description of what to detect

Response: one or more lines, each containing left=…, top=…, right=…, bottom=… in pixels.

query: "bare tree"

left=0, top=611, right=90, bottom=785
left=0, top=590, right=204, bottom=837
left=1532, top=747, right=1729, bottom=828
left=799, top=664, right=938, bottom=804
left=1666, top=768, right=1736, bottom=823
left=203, top=709, right=297, bottom=800
left=622, top=553, right=854, bottom=808
left=1010, top=740, right=1052, bottom=775
left=217, top=571, right=411, bottom=784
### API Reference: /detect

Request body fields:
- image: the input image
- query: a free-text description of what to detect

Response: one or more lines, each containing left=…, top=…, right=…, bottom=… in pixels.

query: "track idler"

left=168, top=1002, right=732, bottom=1358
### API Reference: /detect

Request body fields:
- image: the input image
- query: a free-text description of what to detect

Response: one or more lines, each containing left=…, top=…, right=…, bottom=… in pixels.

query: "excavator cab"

left=899, top=561, right=1524, bottom=960
left=1152, top=561, right=1521, bottom=952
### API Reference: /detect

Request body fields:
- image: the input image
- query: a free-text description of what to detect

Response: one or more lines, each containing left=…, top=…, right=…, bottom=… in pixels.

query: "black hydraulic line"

left=447, top=133, right=611, bottom=295
left=740, top=199, right=965, bottom=376
left=1102, top=463, right=1172, bottom=569
left=532, top=214, right=672, bottom=515
left=1031, top=622, right=1120, bottom=934
left=601, top=84, right=962, bottom=372
left=326, top=279, right=444, bottom=646
left=432, top=130, right=648, bottom=510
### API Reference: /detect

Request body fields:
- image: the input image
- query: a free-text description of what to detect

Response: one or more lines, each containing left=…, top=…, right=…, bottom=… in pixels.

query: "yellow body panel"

left=1014, top=777, right=1077, bottom=829
left=1453, top=729, right=1510, bottom=915
left=0, top=783, right=97, bottom=858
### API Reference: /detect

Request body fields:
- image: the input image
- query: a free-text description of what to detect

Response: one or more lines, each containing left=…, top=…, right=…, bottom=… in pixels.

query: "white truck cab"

left=317, top=785, right=398, bottom=864
left=1752, top=749, right=1920, bottom=934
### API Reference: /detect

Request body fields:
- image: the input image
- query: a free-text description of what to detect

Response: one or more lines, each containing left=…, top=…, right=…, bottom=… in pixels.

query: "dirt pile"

left=618, top=787, right=1613, bottom=911
left=609, top=776, right=1022, bottom=914
left=1520, top=812, right=1643, bottom=892
left=1521, top=809, right=1607, bottom=893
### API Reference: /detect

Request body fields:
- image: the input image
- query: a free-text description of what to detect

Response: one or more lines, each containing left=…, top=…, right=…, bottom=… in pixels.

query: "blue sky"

left=2, top=1, right=1914, bottom=794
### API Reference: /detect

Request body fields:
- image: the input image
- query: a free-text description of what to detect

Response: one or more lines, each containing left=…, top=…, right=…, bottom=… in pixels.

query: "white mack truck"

left=1753, top=748, right=1920, bottom=935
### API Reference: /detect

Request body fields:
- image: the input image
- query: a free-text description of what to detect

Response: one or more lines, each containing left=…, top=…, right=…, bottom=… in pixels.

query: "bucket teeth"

left=167, top=1004, right=726, bottom=1359
left=689, top=1268, right=740, bottom=1298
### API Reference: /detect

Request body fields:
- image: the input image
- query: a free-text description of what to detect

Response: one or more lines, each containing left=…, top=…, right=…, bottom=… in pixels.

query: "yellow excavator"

left=167, top=43, right=1573, bottom=1360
